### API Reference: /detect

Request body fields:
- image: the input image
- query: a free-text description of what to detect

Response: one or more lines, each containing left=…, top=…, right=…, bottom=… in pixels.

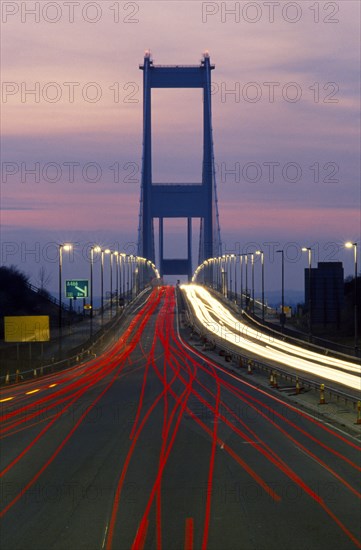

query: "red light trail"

left=1, top=286, right=360, bottom=549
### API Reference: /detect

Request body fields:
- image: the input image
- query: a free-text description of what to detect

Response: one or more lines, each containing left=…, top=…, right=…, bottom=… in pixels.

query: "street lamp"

left=228, top=256, right=232, bottom=300
left=104, top=249, right=111, bottom=316
left=229, top=254, right=236, bottom=302
left=239, top=254, right=244, bottom=310
left=110, top=251, right=114, bottom=315
left=247, top=253, right=255, bottom=315
left=204, top=260, right=208, bottom=287
left=58, top=243, right=72, bottom=335
left=276, top=250, right=285, bottom=332
left=129, top=255, right=134, bottom=300
left=120, top=253, right=126, bottom=300
left=234, top=255, right=237, bottom=303
left=302, top=247, right=312, bottom=338
left=91, top=246, right=102, bottom=325
left=208, top=258, right=213, bottom=289
left=245, top=254, right=249, bottom=309
left=113, top=252, right=119, bottom=309
left=221, top=255, right=227, bottom=297
left=256, top=250, right=265, bottom=322
left=99, top=248, right=105, bottom=319
left=127, top=254, right=130, bottom=302
left=345, top=242, right=358, bottom=350
left=89, top=245, right=95, bottom=335
left=90, top=246, right=99, bottom=319
left=216, top=257, right=221, bottom=292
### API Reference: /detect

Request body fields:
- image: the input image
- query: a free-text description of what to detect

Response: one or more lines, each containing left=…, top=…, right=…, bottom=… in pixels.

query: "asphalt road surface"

left=1, top=286, right=360, bottom=550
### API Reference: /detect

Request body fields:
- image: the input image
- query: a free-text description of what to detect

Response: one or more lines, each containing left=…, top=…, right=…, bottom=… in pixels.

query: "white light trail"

left=181, top=284, right=361, bottom=391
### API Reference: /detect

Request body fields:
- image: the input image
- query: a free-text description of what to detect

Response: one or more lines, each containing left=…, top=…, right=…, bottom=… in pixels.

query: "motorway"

left=0, top=286, right=360, bottom=550
left=182, top=284, right=361, bottom=393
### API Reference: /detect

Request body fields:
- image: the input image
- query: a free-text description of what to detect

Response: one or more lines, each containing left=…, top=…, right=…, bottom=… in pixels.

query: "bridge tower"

left=137, top=51, right=221, bottom=280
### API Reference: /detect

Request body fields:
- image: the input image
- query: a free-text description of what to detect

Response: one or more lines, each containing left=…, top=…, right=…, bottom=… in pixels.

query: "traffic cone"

left=356, top=401, right=361, bottom=425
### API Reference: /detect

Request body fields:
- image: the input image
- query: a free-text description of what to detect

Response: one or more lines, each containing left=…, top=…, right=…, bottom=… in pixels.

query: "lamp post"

left=135, top=257, right=140, bottom=295
left=58, top=243, right=72, bottom=357
left=58, top=243, right=72, bottom=332
left=234, top=255, right=237, bottom=303
left=114, top=252, right=119, bottom=310
left=208, top=258, right=213, bottom=289
left=222, top=257, right=226, bottom=293
left=256, top=250, right=264, bottom=322
left=126, top=255, right=130, bottom=301
left=89, top=245, right=95, bottom=336
left=139, top=257, right=144, bottom=291
left=208, top=258, right=213, bottom=288
left=131, top=255, right=134, bottom=296
left=229, top=254, right=235, bottom=301
left=276, top=249, right=285, bottom=332
left=240, top=255, right=244, bottom=310
left=249, top=253, right=255, bottom=315
left=302, top=247, right=312, bottom=339
left=345, top=242, right=358, bottom=350
left=120, top=253, right=126, bottom=300
left=90, top=245, right=102, bottom=329
left=212, top=257, right=215, bottom=289
left=245, top=254, right=249, bottom=309
left=90, top=246, right=95, bottom=319
left=129, top=255, right=134, bottom=301
left=104, top=249, right=111, bottom=317
left=110, top=251, right=114, bottom=315
left=100, top=248, right=104, bottom=320
left=204, top=260, right=208, bottom=287
left=228, top=255, right=232, bottom=300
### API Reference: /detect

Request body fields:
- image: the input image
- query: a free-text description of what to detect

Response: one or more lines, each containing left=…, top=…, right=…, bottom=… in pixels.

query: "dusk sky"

left=1, top=0, right=360, bottom=297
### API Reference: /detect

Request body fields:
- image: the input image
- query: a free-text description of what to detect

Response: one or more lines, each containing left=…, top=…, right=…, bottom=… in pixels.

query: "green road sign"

left=65, top=279, right=89, bottom=299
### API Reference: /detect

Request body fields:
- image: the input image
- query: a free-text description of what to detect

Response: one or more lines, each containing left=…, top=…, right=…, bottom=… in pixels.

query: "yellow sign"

left=4, top=316, right=50, bottom=342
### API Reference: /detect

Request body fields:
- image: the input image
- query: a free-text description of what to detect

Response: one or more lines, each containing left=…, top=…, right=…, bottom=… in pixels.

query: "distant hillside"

left=263, top=290, right=304, bottom=308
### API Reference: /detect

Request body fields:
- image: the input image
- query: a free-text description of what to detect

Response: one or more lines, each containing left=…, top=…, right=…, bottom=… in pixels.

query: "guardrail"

left=25, top=281, right=71, bottom=311
left=1, top=286, right=152, bottom=386
left=181, top=290, right=360, bottom=410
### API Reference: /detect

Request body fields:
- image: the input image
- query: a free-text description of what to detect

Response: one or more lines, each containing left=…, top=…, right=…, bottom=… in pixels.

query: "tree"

left=36, top=266, right=52, bottom=291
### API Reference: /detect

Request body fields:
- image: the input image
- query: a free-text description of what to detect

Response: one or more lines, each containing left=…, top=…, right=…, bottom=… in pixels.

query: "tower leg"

left=159, top=217, right=164, bottom=277
left=188, top=218, right=192, bottom=281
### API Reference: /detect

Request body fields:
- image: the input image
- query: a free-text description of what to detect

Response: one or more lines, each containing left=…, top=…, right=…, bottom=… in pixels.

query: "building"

left=304, top=262, right=344, bottom=326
